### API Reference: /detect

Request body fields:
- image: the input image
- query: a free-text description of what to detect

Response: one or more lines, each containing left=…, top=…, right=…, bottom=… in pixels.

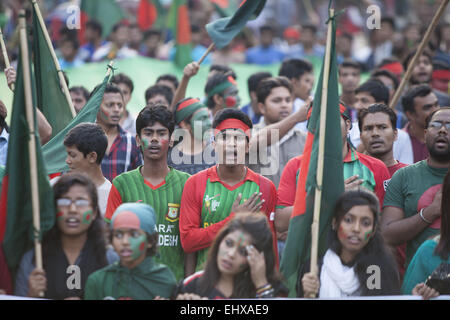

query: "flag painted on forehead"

left=167, top=0, right=192, bottom=68
left=0, top=43, right=55, bottom=273
left=42, top=70, right=111, bottom=175
left=32, top=5, right=73, bottom=139
left=137, top=0, right=166, bottom=31
left=280, top=4, right=345, bottom=297
left=79, top=0, right=128, bottom=43
left=206, top=0, right=267, bottom=49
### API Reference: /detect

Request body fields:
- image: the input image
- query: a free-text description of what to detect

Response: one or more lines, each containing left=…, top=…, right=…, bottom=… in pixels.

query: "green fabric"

left=206, top=80, right=234, bottom=98
left=175, top=100, right=204, bottom=124
left=0, top=165, right=5, bottom=196
left=196, top=179, right=260, bottom=271
left=42, top=72, right=110, bottom=175
left=280, top=8, right=344, bottom=297
left=167, top=0, right=192, bottom=68
left=205, top=0, right=266, bottom=49
left=383, top=160, right=447, bottom=267
left=343, top=149, right=376, bottom=192
left=111, top=167, right=190, bottom=281
left=84, top=256, right=176, bottom=300
left=32, top=6, right=74, bottom=139
left=81, top=0, right=128, bottom=38
left=212, top=0, right=238, bottom=17
left=401, top=238, right=449, bottom=295
left=0, top=46, right=55, bottom=272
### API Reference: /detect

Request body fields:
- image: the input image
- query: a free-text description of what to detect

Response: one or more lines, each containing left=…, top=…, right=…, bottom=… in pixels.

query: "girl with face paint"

left=176, top=213, right=287, bottom=299
left=84, top=203, right=177, bottom=300
left=299, top=189, right=400, bottom=298
left=168, top=97, right=216, bottom=175
left=15, top=174, right=117, bottom=299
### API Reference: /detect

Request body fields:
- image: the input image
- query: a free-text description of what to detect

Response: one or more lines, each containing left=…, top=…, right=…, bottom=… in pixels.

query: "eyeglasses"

left=428, top=121, right=450, bottom=130
left=57, top=198, right=90, bottom=208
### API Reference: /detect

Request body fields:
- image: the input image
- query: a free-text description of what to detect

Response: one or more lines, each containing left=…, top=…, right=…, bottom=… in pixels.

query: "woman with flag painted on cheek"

left=84, top=203, right=177, bottom=300
left=14, top=173, right=118, bottom=299
left=298, top=189, right=400, bottom=298
left=168, top=97, right=215, bottom=175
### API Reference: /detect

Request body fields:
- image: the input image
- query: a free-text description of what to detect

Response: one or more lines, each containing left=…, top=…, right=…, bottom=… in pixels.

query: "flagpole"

left=389, top=0, right=449, bottom=109
left=309, top=8, right=334, bottom=298
left=31, top=0, right=77, bottom=118
left=0, top=26, right=14, bottom=91
left=197, top=43, right=215, bottom=65
left=18, top=11, right=45, bottom=298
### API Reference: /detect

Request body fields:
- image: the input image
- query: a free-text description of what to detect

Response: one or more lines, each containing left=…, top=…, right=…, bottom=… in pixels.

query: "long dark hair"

left=435, top=171, right=450, bottom=260
left=329, top=190, right=400, bottom=296
left=43, top=173, right=107, bottom=267
left=198, top=212, right=280, bottom=298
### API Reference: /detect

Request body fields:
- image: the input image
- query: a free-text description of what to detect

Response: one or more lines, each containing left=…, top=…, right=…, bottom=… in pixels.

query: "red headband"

left=214, top=118, right=251, bottom=139
left=380, top=62, right=404, bottom=76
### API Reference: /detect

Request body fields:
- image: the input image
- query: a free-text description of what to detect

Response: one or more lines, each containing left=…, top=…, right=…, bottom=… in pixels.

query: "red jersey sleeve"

left=104, top=184, right=123, bottom=222
left=179, top=172, right=235, bottom=253
left=373, top=162, right=390, bottom=208
left=277, top=156, right=302, bottom=207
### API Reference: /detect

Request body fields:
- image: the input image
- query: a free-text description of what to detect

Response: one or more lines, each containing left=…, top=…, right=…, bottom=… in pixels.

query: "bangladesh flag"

left=32, top=6, right=74, bottom=139
left=279, top=7, right=344, bottom=297
left=79, top=0, right=128, bottom=42
left=167, top=0, right=192, bottom=68
left=42, top=69, right=112, bottom=175
left=206, top=0, right=266, bottom=49
left=137, top=0, right=166, bottom=31
left=211, top=0, right=238, bottom=17
left=0, top=42, right=55, bottom=273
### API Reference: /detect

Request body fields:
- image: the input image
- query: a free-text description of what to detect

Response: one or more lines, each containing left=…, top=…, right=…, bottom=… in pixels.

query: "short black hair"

left=339, top=59, right=362, bottom=73
left=247, top=71, right=272, bottom=94
left=402, top=48, right=433, bottom=71
left=144, top=84, right=173, bottom=106
left=425, top=106, right=450, bottom=128
left=112, top=22, right=129, bottom=34
left=213, top=108, right=253, bottom=131
left=85, top=20, right=102, bottom=36
left=260, top=25, right=275, bottom=34
left=381, top=17, right=396, bottom=30
left=209, top=64, right=237, bottom=80
left=111, top=73, right=134, bottom=93
left=278, top=58, right=313, bottom=80
left=143, top=29, right=162, bottom=39
left=358, top=103, right=397, bottom=132
left=101, top=83, right=124, bottom=100
left=355, top=78, right=390, bottom=104
left=371, top=69, right=399, bottom=91
left=69, top=86, right=90, bottom=101
left=136, top=104, right=175, bottom=137
left=61, top=37, right=79, bottom=50
left=256, top=76, right=293, bottom=104
left=402, top=84, right=433, bottom=114
left=156, top=74, right=179, bottom=90
left=64, top=123, right=108, bottom=164
left=205, top=72, right=234, bottom=109
left=302, top=24, right=317, bottom=34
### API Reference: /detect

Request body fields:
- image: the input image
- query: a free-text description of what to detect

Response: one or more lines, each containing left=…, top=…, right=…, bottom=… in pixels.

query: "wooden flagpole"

left=18, top=11, right=44, bottom=298
left=308, top=8, right=335, bottom=298
left=31, top=0, right=77, bottom=118
left=389, top=0, right=449, bottom=109
left=197, top=43, right=215, bottom=65
left=0, top=26, right=14, bottom=91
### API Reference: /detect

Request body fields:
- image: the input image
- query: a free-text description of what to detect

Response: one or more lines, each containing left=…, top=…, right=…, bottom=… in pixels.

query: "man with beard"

left=382, top=107, right=450, bottom=270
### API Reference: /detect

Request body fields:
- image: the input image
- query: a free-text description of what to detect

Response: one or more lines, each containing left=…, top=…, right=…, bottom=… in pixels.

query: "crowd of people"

left=0, top=0, right=450, bottom=300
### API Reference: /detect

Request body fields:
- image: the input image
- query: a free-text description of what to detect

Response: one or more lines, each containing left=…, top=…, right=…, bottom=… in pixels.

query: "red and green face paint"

left=129, top=234, right=148, bottom=260
left=98, top=108, right=110, bottom=122
left=56, top=211, right=64, bottom=221
left=140, top=137, right=150, bottom=153
left=364, top=230, right=374, bottom=242
left=82, top=210, right=93, bottom=224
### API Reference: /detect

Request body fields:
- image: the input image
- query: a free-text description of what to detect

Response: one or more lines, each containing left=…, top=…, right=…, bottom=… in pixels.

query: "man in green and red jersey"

left=104, top=105, right=190, bottom=281
left=179, top=109, right=278, bottom=274
left=275, top=103, right=390, bottom=238
left=381, top=107, right=450, bottom=270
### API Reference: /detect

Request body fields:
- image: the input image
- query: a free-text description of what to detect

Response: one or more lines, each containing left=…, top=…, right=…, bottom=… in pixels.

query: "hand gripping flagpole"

left=18, top=11, right=45, bottom=298
left=0, top=26, right=14, bottom=91
left=308, top=8, right=335, bottom=299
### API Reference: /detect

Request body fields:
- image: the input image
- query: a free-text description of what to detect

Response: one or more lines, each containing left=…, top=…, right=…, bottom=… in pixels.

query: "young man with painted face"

left=275, top=104, right=390, bottom=236
left=97, top=84, right=142, bottom=182
left=402, top=84, right=441, bottom=163
left=248, top=76, right=306, bottom=188
left=168, top=97, right=215, bottom=175
left=205, top=72, right=241, bottom=117
left=111, top=73, right=137, bottom=135
left=382, top=107, right=450, bottom=270
left=105, top=105, right=190, bottom=281
left=179, top=109, right=278, bottom=274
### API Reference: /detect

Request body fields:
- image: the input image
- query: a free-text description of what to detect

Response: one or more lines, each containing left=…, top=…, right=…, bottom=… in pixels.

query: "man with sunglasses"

left=381, top=107, right=450, bottom=270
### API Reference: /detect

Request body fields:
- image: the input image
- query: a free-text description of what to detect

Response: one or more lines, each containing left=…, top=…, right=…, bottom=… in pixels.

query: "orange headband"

left=214, top=118, right=251, bottom=139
